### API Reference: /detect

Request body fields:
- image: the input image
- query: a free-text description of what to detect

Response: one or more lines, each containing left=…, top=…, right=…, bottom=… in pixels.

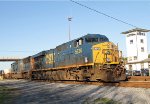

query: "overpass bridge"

left=0, top=57, right=21, bottom=62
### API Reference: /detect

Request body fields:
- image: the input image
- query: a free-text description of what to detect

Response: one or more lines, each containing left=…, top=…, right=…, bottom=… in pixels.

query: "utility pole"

left=68, top=17, right=72, bottom=41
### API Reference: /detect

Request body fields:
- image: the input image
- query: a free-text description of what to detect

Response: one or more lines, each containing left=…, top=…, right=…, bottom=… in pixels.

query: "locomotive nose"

left=92, top=42, right=117, bottom=64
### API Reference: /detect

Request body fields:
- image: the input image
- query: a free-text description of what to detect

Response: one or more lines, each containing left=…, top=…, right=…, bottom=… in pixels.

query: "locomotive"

left=10, top=34, right=126, bottom=82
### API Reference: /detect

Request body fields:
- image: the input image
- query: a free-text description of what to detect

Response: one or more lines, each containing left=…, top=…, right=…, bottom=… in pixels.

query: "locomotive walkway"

left=0, top=80, right=150, bottom=104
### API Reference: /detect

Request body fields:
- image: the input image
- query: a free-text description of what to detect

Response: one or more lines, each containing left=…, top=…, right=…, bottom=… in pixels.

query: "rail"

left=32, top=79, right=150, bottom=88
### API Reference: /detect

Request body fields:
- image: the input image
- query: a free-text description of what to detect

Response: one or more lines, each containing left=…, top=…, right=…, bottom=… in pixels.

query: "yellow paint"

left=92, top=42, right=120, bottom=64
left=46, top=54, right=54, bottom=64
left=75, top=48, right=82, bottom=54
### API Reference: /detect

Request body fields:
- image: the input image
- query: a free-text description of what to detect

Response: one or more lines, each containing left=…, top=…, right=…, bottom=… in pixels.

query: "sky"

left=0, top=0, right=150, bottom=70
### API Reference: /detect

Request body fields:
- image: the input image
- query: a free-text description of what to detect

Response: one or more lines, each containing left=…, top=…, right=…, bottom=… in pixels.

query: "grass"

left=94, top=98, right=121, bottom=104
left=82, top=97, right=121, bottom=104
left=0, top=86, right=18, bottom=104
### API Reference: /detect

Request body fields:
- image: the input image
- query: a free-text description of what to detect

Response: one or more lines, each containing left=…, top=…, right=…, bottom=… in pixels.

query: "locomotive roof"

left=32, top=51, right=46, bottom=58
left=20, top=34, right=108, bottom=60
left=83, top=34, right=108, bottom=39
left=56, top=34, right=109, bottom=47
left=32, top=49, right=54, bottom=58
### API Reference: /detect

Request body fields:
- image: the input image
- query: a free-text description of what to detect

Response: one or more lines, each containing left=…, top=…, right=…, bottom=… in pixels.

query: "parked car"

left=141, top=68, right=149, bottom=76
left=133, top=70, right=141, bottom=76
left=126, top=70, right=132, bottom=76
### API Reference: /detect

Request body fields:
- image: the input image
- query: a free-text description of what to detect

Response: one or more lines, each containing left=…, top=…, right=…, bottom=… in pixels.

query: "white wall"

left=126, top=62, right=149, bottom=71
left=137, top=34, right=148, bottom=61
left=126, top=32, right=137, bottom=62
left=126, top=31, right=148, bottom=63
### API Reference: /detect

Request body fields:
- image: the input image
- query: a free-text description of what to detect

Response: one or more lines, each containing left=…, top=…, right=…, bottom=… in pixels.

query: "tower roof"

left=122, top=28, right=150, bottom=34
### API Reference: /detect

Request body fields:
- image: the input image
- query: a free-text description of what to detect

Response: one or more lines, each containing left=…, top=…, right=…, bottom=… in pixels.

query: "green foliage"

left=94, top=98, right=121, bottom=104
left=82, top=97, right=121, bottom=104
left=148, top=54, right=150, bottom=58
left=122, top=57, right=127, bottom=61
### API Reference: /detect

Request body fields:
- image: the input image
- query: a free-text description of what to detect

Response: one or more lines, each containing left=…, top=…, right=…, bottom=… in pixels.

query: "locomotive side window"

left=74, top=38, right=83, bottom=47
left=79, top=39, right=83, bottom=45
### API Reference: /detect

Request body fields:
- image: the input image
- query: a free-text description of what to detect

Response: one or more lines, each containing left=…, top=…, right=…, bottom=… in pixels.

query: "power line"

left=70, top=0, right=138, bottom=28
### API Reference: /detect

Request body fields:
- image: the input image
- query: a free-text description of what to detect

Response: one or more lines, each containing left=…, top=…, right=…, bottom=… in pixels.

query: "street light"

left=68, top=17, right=72, bottom=41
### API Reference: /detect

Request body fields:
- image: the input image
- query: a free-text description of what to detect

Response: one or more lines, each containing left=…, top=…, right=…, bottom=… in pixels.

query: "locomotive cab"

left=92, top=42, right=126, bottom=81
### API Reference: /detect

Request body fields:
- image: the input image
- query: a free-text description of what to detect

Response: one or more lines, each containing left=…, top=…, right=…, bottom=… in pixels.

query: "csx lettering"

left=46, top=54, right=54, bottom=64
left=75, top=48, right=82, bottom=54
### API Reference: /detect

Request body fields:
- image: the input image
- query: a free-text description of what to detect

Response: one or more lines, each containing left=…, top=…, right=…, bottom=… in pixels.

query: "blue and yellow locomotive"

left=11, top=34, right=126, bottom=82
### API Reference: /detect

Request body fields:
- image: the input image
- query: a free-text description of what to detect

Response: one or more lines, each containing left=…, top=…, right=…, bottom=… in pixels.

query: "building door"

left=141, top=63, right=144, bottom=69
left=129, top=65, right=133, bottom=76
left=129, top=65, right=132, bottom=70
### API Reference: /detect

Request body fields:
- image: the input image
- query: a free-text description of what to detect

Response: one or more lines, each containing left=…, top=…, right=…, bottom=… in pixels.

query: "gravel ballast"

left=0, top=80, right=150, bottom=104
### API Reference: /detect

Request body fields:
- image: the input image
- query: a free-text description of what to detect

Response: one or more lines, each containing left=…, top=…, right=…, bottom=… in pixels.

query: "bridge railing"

left=0, top=56, right=22, bottom=61
left=0, top=57, right=21, bottom=59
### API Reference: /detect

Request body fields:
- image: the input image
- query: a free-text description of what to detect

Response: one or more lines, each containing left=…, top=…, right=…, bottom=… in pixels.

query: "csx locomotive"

left=9, top=34, right=126, bottom=82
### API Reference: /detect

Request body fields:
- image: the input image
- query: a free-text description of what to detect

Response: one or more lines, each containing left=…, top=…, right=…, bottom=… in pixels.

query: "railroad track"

left=118, top=81, right=150, bottom=88
left=4, top=76, right=150, bottom=88
left=33, top=79, right=150, bottom=88
left=64, top=81, right=150, bottom=88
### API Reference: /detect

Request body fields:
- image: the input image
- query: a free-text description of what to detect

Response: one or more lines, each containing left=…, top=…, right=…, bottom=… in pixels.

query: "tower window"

left=138, top=32, right=145, bottom=36
left=140, top=39, right=144, bottom=43
left=130, top=40, right=133, bottom=44
left=134, top=56, right=137, bottom=60
left=141, top=47, right=144, bottom=52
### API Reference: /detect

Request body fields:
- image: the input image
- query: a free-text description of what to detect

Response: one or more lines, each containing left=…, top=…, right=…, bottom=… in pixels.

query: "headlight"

left=93, top=47, right=100, bottom=50
left=106, top=58, right=110, bottom=62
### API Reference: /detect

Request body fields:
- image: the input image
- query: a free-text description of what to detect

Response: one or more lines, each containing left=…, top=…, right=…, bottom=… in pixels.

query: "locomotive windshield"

left=85, top=37, right=109, bottom=43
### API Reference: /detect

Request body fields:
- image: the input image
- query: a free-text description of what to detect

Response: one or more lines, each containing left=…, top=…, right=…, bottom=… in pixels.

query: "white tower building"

left=122, top=28, right=150, bottom=71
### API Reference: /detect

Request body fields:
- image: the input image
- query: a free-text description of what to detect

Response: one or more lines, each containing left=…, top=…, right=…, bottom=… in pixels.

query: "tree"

left=122, top=57, right=127, bottom=64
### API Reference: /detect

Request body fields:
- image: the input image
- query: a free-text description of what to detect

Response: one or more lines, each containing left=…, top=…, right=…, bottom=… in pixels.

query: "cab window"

left=99, top=37, right=109, bottom=42
left=85, top=38, right=98, bottom=42
left=74, top=38, right=83, bottom=47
